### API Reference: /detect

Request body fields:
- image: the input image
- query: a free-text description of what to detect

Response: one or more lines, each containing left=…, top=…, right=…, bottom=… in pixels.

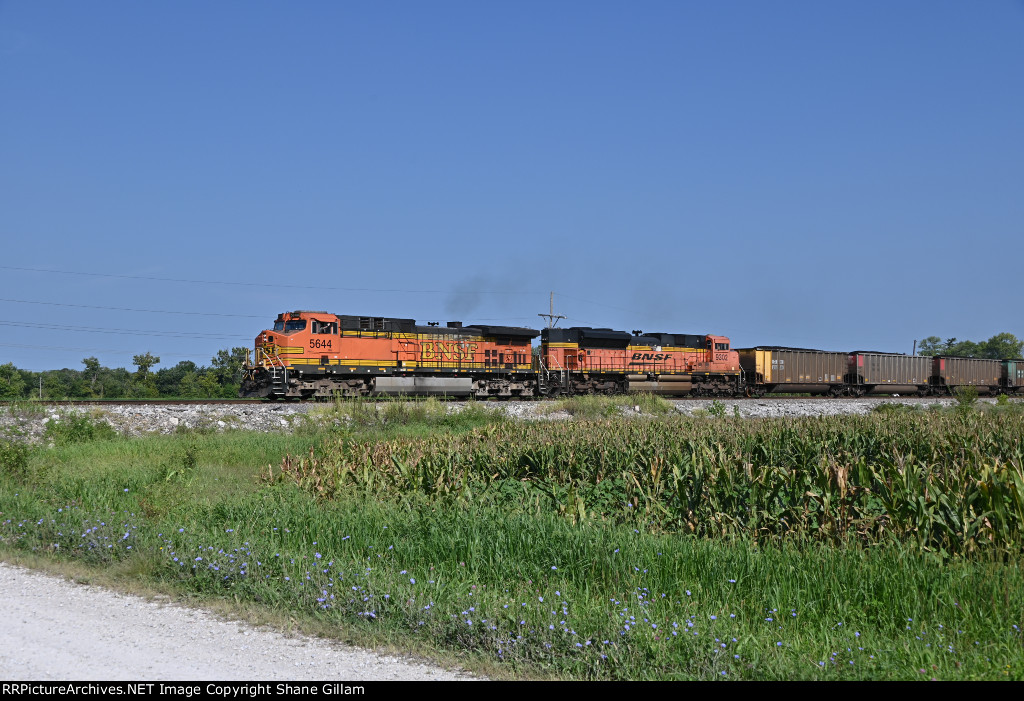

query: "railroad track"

left=0, top=399, right=266, bottom=407
left=0, top=395, right=973, bottom=408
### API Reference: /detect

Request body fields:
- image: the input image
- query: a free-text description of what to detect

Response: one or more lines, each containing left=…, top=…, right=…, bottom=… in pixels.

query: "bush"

left=871, top=403, right=918, bottom=416
left=0, top=440, right=31, bottom=479
left=43, top=413, right=118, bottom=446
left=952, top=386, right=979, bottom=414
left=706, top=400, right=727, bottom=418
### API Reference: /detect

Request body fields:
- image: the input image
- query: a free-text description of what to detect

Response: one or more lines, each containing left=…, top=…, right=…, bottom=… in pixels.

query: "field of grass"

left=1, top=400, right=1022, bottom=680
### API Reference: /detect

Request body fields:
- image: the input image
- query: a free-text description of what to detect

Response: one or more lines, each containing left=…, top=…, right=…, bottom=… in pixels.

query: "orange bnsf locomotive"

left=239, top=310, right=741, bottom=400
left=539, top=327, right=740, bottom=397
left=240, top=310, right=538, bottom=400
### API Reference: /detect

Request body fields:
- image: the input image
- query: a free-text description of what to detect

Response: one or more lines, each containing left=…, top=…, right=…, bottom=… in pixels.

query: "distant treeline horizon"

left=0, top=347, right=248, bottom=400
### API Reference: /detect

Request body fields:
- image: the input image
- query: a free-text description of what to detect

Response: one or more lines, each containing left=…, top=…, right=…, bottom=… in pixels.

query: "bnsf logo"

left=632, top=353, right=672, bottom=361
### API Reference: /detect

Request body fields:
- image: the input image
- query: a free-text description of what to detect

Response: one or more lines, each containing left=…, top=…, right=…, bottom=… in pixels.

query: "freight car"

left=930, top=356, right=1002, bottom=395
left=1004, top=360, right=1024, bottom=393
left=846, top=352, right=932, bottom=396
left=737, top=348, right=847, bottom=397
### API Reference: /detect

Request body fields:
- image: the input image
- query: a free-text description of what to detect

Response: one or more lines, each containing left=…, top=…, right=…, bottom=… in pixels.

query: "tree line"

left=0, top=348, right=249, bottom=400
left=916, top=333, right=1023, bottom=359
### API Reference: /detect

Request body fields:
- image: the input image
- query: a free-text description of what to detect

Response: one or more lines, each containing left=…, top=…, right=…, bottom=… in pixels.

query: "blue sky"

left=1, top=1, right=1022, bottom=371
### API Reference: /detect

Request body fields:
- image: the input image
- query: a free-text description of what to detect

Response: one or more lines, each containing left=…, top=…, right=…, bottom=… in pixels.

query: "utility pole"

left=537, top=291, right=565, bottom=329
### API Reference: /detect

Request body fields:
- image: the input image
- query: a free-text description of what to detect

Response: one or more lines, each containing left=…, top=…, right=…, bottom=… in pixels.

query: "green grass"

left=296, top=396, right=506, bottom=439
left=1, top=410, right=1023, bottom=680
left=542, top=393, right=675, bottom=419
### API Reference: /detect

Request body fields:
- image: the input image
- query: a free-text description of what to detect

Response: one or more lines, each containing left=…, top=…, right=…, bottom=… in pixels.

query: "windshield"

left=273, top=321, right=284, bottom=331
left=285, top=320, right=307, bottom=332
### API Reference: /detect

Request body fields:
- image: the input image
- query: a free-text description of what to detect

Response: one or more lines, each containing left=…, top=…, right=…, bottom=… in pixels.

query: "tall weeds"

left=272, top=411, right=1024, bottom=555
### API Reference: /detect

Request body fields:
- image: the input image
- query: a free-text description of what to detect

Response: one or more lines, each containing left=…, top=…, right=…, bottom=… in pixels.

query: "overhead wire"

left=1, top=266, right=647, bottom=316
left=0, top=265, right=534, bottom=296
left=0, top=297, right=264, bottom=318
left=0, top=267, right=670, bottom=371
left=0, top=319, right=241, bottom=340
left=0, top=342, right=217, bottom=362
left=0, top=267, right=550, bottom=341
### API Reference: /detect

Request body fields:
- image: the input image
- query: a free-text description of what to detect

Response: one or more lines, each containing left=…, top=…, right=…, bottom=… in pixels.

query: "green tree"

left=917, top=333, right=1021, bottom=358
left=155, top=360, right=199, bottom=397
left=178, top=371, right=203, bottom=398
left=41, top=370, right=81, bottom=399
left=210, top=347, right=248, bottom=396
left=130, top=352, right=161, bottom=398
left=917, top=336, right=944, bottom=356
left=81, top=357, right=102, bottom=396
left=979, top=332, right=1023, bottom=359
left=100, top=367, right=133, bottom=398
left=197, top=372, right=222, bottom=398
left=132, top=352, right=161, bottom=378
left=945, top=339, right=981, bottom=357
left=0, top=362, right=26, bottom=398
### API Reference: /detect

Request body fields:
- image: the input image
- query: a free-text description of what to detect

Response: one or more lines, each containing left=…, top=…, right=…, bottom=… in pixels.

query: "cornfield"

left=269, top=411, right=1024, bottom=555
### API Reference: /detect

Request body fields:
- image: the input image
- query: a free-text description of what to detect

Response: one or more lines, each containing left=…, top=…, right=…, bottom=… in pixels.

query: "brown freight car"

left=846, top=352, right=931, bottom=396
left=737, top=348, right=847, bottom=396
left=931, top=356, right=1002, bottom=395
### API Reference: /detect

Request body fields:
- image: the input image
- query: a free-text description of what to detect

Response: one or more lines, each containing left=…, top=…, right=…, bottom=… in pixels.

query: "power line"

left=0, top=297, right=264, bottom=318
left=2, top=266, right=655, bottom=318
left=0, top=265, right=534, bottom=296
left=0, top=319, right=241, bottom=340
left=0, top=343, right=218, bottom=361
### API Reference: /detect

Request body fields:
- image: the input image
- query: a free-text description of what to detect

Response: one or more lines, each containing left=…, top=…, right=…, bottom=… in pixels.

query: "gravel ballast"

left=0, top=396, right=982, bottom=443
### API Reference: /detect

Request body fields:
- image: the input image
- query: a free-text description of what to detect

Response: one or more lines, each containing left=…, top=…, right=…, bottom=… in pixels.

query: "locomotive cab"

left=254, top=311, right=340, bottom=369
left=706, top=336, right=739, bottom=369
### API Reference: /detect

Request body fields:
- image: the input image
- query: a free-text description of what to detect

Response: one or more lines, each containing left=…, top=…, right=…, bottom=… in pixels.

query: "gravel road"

left=0, top=562, right=477, bottom=681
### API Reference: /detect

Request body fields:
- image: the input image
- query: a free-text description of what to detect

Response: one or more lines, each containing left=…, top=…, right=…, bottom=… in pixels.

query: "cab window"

left=284, top=320, right=307, bottom=332
left=311, top=320, right=338, bottom=334
left=715, top=343, right=729, bottom=351
left=273, top=321, right=285, bottom=331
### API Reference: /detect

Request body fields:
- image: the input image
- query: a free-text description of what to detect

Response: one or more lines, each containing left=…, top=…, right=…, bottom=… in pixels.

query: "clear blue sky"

left=2, top=1, right=1022, bottom=371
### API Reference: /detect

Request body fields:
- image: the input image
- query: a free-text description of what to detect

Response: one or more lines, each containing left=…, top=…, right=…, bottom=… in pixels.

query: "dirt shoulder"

left=0, top=562, right=479, bottom=681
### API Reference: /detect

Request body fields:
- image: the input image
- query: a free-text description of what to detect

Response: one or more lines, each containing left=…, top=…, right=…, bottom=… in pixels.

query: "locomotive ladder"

left=536, top=358, right=568, bottom=396
left=257, top=345, right=289, bottom=399
left=268, top=366, right=288, bottom=397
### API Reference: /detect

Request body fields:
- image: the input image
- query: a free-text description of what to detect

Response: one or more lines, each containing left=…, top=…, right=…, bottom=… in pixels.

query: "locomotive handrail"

left=256, top=345, right=287, bottom=369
